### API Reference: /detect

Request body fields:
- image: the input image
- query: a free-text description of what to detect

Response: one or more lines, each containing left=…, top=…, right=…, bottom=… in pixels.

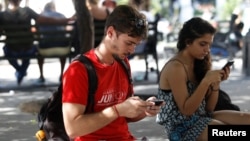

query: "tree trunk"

left=73, top=0, right=94, bottom=54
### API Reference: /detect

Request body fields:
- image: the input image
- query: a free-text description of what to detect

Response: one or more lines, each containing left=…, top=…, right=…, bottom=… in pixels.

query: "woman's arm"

left=165, top=61, right=209, bottom=116
left=205, top=83, right=220, bottom=112
left=165, top=61, right=223, bottom=116
left=206, top=66, right=230, bottom=112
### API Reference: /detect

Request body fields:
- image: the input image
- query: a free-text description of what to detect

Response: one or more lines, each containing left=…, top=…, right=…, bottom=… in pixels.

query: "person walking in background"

left=156, top=17, right=250, bottom=141
left=62, top=5, right=164, bottom=141
left=0, top=0, right=74, bottom=85
left=227, top=21, right=244, bottom=61
left=226, top=11, right=244, bottom=70
left=37, top=2, right=70, bottom=83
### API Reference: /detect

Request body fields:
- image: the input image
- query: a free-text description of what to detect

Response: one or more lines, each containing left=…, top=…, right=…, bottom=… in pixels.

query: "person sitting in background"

left=92, top=0, right=110, bottom=47
left=0, top=0, right=74, bottom=85
left=72, top=0, right=116, bottom=51
left=156, top=17, right=250, bottom=141
left=37, top=2, right=70, bottom=83
left=88, top=0, right=116, bottom=47
left=90, top=0, right=116, bottom=47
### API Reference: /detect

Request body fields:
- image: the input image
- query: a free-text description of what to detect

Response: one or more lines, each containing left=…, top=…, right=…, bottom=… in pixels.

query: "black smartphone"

left=152, top=99, right=164, bottom=106
left=222, top=60, right=234, bottom=70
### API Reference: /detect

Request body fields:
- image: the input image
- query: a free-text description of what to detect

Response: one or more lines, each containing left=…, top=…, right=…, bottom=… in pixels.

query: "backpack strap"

left=72, top=54, right=98, bottom=112
left=114, top=57, right=133, bottom=97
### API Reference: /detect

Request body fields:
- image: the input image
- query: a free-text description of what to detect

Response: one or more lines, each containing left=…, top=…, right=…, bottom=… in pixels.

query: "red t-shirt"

left=62, top=49, right=135, bottom=141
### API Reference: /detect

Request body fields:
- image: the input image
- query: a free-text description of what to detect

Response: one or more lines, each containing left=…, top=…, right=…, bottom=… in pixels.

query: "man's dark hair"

left=105, top=5, right=148, bottom=40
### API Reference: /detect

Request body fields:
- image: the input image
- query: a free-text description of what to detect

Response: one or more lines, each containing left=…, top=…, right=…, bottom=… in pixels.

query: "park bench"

left=0, top=16, right=160, bottom=89
left=0, top=23, right=75, bottom=61
left=0, top=22, right=76, bottom=89
left=131, top=13, right=161, bottom=82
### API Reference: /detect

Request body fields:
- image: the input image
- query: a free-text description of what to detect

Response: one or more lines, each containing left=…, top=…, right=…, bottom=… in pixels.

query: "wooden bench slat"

left=0, top=16, right=160, bottom=82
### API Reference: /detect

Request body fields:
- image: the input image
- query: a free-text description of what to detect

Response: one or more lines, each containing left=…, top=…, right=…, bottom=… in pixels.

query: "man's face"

left=107, top=26, right=142, bottom=59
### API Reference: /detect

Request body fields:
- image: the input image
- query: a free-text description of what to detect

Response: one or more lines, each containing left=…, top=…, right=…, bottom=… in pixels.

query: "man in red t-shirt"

left=62, top=5, right=164, bottom=141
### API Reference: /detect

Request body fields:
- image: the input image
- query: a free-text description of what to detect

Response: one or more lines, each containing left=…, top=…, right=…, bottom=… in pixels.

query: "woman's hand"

left=221, top=66, right=231, bottom=81
left=204, top=70, right=224, bottom=85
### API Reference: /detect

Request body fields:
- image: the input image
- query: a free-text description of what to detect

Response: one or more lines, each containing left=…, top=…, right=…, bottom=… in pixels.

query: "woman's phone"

left=222, top=60, right=234, bottom=70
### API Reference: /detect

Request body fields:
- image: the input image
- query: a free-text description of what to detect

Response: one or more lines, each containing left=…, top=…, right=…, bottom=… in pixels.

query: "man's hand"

left=145, top=96, right=165, bottom=116
left=116, top=96, right=153, bottom=118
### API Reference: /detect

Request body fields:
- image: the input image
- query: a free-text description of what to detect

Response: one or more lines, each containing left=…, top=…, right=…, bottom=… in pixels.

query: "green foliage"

left=116, top=0, right=168, bottom=17
left=116, top=0, right=129, bottom=5
left=149, top=0, right=164, bottom=15
left=115, top=0, right=245, bottom=23
left=220, top=0, right=242, bottom=20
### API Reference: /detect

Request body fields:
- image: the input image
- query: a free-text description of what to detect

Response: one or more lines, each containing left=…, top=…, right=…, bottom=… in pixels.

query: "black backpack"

left=214, top=89, right=240, bottom=111
left=35, top=54, right=132, bottom=141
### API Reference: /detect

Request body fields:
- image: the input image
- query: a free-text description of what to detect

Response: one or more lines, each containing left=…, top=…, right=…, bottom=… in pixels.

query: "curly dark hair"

left=177, top=17, right=216, bottom=82
left=104, top=5, right=148, bottom=40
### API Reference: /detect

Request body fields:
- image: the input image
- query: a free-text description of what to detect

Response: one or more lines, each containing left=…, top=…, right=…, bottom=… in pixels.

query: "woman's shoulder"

left=161, top=58, right=188, bottom=79
left=164, top=59, right=186, bottom=70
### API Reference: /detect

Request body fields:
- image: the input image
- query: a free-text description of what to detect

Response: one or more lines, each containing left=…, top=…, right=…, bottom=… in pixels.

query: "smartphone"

left=222, top=60, right=234, bottom=70
left=152, top=99, right=164, bottom=106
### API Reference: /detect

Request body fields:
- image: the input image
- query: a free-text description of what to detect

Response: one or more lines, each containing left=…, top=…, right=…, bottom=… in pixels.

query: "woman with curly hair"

left=156, top=17, right=250, bottom=141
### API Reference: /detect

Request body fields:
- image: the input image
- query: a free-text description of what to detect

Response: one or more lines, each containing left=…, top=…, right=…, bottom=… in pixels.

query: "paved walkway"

left=0, top=51, right=250, bottom=140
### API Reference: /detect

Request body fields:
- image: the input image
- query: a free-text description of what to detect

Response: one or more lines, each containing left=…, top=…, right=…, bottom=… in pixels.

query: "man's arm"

left=63, top=96, right=155, bottom=138
left=63, top=103, right=118, bottom=139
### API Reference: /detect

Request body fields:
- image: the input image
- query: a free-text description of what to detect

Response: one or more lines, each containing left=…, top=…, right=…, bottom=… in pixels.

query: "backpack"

left=214, top=89, right=240, bottom=111
left=35, top=54, right=132, bottom=141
